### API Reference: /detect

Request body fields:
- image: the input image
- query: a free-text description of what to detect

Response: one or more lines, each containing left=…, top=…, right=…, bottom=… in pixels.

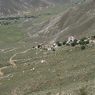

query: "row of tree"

left=0, top=15, right=37, bottom=20
left=56, top=36, right=95, bottom=50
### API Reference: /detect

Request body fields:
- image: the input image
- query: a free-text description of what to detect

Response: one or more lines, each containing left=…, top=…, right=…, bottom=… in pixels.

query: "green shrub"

left=66, top=43, right=70, bottom=46
left=91, top=35, right=95, bottom=40
left=71, top=42, right=76, bottom=47
left=46, top=92, right=51, bottom=95
left=63, top=41, right=67, bottom=45
left=81, top=45, right=86, bottom=50
left=37, top=44, right=42, bottom=48
left=71, top=39, right=78, bottom=46
left=79, top=87, right=87, bottom=95
left=81, top=37, right=87, bottom=41
left=79, top=40, right=86, bottom=45
left=85, top=40, right=89, bottom=44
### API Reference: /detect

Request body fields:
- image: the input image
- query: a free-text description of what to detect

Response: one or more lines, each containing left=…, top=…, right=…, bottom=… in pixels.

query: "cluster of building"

left=33, top=43, right=58, bottom=51
left=33, top=35, right=95, bottom=51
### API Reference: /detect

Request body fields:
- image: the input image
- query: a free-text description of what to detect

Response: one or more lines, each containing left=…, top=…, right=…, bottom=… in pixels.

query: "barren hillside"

left=31, top=0, right=95, bottom=43
left=0, top=0, right=71, bottom=16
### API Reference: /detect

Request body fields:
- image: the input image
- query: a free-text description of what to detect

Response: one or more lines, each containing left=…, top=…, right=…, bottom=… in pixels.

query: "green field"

left=0, top=25, right=23, bottom=42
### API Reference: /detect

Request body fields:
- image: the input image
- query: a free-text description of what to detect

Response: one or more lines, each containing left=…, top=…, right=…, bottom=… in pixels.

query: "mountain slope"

left=30, top=0, right=95, bottom=43
left=0, top=0, right=71, bottom=16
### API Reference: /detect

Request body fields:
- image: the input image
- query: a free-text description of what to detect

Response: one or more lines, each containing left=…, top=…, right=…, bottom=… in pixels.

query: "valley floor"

left=0, top=44, right=95, bottom=95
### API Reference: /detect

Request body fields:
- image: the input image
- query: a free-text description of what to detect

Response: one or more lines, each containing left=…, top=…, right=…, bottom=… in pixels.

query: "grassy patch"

left=0, top=24, right=24, bottom=44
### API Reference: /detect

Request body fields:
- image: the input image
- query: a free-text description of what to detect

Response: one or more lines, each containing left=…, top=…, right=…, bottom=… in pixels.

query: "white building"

left=67, top=36, right=75, bottom=43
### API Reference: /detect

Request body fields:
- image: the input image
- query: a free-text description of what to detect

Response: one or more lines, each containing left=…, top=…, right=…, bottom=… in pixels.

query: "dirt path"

left=4, top=48, right=17, bottom=53
left=9, top=49, right=31, bottom=68
left=0, top=48, right=17, bottom=53
left=0, top=66, right=8, bottom=77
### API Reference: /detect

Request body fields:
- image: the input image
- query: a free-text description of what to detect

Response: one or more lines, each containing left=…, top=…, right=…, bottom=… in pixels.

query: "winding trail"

left=0, top=48, right=17, bottom=53
left=9, top=49, right=31, bottom=68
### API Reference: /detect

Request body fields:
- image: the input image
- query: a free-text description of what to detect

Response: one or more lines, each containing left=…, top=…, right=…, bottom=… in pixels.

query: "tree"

left=56, top=41, right=62, bottom=46
left=71, top=39, right=78, bottom=47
